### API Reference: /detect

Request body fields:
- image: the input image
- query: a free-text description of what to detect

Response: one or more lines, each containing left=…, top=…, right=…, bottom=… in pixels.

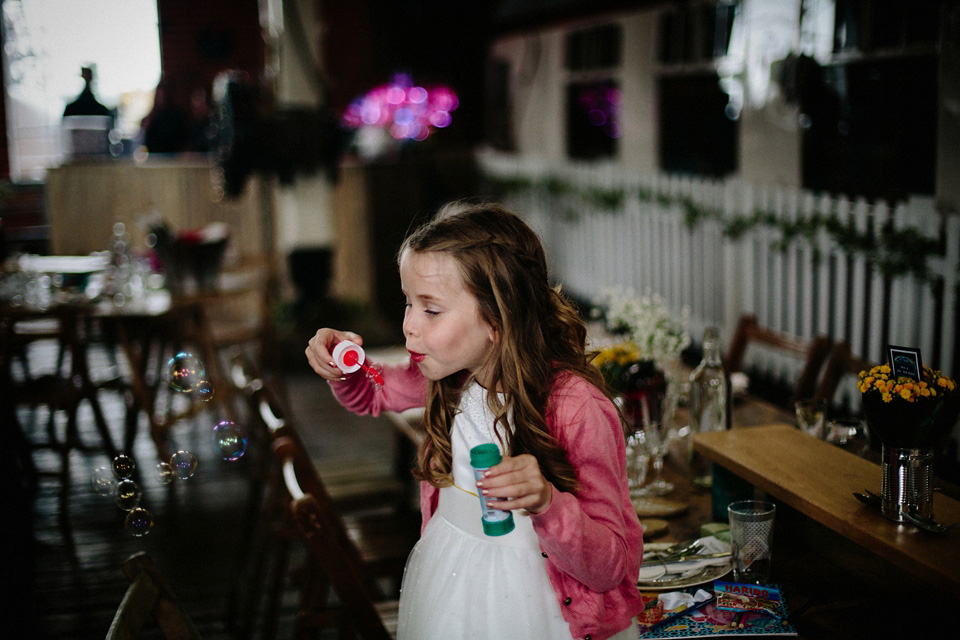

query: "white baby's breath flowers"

left=591, top=287, right=691, bottom=366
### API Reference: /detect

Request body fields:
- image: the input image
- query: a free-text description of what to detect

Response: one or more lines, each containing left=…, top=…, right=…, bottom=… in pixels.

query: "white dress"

left=397, top=382, right=637, bottom=640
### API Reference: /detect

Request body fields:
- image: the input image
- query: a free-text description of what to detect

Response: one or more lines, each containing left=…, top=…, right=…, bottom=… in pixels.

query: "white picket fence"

left=477, top=149, right=960, bottom=411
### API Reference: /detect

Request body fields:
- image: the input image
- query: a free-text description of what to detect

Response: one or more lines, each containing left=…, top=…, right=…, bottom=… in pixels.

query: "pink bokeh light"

left=342, top=73, right=459, bottom=142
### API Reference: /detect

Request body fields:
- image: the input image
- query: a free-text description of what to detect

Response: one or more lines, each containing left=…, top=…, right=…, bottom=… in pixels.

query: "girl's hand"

left=305, top=328, right=363, bottom=381
left=476, top=454, right=553, bottom=514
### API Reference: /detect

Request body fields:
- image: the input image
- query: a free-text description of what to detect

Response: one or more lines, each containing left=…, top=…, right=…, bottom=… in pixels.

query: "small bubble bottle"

left=470, top=443, right=515, bottom=536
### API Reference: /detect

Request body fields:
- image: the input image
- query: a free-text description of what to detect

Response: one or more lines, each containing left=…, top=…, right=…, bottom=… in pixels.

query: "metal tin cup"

left=881, top=446, right=934, bottom=522
left=728, top=500, right=776, bottom=584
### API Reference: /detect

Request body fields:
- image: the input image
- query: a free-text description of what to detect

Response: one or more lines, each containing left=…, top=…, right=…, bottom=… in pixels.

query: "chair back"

left=274, top=436, right=395, bottom=640
left=813, top=341, right=874, bottom=406
left=725, top=313, right=833, bottom=405
left=105, top=552, right=202, bottom=640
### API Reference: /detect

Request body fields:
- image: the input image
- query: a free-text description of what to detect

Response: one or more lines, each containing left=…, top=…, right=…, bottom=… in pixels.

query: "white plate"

left=637, top=561, right=732, bottom=591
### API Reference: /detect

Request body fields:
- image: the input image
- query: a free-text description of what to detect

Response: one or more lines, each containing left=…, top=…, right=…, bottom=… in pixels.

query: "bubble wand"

left=332, top=340, right=384, bottom=388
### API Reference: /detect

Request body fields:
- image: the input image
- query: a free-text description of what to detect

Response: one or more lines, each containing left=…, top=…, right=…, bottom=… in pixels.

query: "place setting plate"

left=637, top=537, right=732, bottom=591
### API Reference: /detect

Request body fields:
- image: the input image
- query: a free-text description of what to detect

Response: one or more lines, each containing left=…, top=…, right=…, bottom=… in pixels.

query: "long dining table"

left=695, top=424, right=960, bottom=599
left=3, top=287, right=237, bottom=464
left=366, top=359, right=958, bottom=636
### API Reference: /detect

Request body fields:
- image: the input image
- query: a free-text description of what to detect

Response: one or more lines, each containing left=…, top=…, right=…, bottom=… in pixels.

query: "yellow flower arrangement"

left=859, top=363, right=960, bottom=449
left=857, top=364, right=956, bottom=403
left=593, top=343, right=642, bottom=369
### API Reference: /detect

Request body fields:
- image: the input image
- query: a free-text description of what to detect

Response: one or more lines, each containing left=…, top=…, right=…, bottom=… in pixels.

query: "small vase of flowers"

left=859, top=363, right=959, bottom=522
left=590, top=288, right=690, bottom=429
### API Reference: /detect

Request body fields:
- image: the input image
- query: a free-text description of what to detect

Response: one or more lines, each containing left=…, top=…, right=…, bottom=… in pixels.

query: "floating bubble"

left=213, top=421, right=248, bottom=461
left=170, top=450, right=198, bottom=479
left=125, top=507, right=154, bottom=537
left=115, top=479, right=142, bottom=511
left=165, top=352, right=205, bottom=392
left=156, top=462, right=174, bottom=485
left=194, top=379, right=215, bottom=402
left=91, top=466, right=117, bottom=496
left=113, top=454, right=135, bottom=479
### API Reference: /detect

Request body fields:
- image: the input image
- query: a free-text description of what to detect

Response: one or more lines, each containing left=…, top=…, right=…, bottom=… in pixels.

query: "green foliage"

left=483, top=172, right=944, bottom=281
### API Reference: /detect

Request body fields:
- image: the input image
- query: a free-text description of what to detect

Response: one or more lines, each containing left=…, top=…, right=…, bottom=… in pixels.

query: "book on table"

left=637, top=581, right=798, bottom=638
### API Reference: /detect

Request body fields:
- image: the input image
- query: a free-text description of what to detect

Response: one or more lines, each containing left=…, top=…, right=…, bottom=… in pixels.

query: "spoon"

left=857, top=489, right=958, bottom=533
left=900, top=510, right=960, bottom=534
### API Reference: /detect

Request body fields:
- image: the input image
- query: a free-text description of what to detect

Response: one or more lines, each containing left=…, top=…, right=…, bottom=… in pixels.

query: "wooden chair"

left=813, top=340, right=873, bottom=406
left=275, top=435, right=399, bottom=640
left=224, top=353, right=416, bottom=640
left=2, top=307, right=120, bottom=546
left=105, top=552, right=202, bottom=640
left=192, top=253, right=285, bottom=407
left=228, top=351, right=410, bottom=512
left=725, top=313, right=833, bottom=407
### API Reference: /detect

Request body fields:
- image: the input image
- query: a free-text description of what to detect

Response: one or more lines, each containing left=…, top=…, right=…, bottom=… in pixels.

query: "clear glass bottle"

left=687, top=327, right=731, bottom=487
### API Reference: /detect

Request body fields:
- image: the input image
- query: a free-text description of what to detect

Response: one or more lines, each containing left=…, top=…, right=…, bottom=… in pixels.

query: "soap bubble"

left=115, top=479, right=142, bottom=511
left=170, top=450, right=198, bottom=479
left=213, top=421, right=248, bottom=461
left=112, top=454, right=135, bottom=479
left=156, top=462, right=174, bottom=485
left=194, top=379, right=215, bottom=402
left=125, top=507, right=154, bottom=537
left=91, top=466, right=117, bottom=496
left=165, top=352, right=205, bottom=392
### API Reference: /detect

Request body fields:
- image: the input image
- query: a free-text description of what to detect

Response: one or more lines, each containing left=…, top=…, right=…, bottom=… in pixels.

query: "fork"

left=644, top=565, right=710, bottom=584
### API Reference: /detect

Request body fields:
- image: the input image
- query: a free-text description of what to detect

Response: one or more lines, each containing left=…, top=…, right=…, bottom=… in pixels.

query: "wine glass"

left=639, top=421, right=674, bottom=496
left=794, top=398, right=827, bottom=439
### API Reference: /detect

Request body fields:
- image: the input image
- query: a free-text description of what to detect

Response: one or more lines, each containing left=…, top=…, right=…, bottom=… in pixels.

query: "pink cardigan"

left=328, top=361, right=643, bottom=640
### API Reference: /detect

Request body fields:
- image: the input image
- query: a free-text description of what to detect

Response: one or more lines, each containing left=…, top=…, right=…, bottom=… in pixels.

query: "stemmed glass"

left=639, top=421, right=674, bottom=496
left=794, top=398, right=827, bottom=439
left=624, top=431, right=651, bottom=498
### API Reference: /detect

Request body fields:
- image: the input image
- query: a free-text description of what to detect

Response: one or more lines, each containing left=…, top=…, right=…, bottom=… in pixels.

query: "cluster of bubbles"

left=164, top=351, right=248, bottom=461
left=90, top=454, right=153, bottom=537
left=340, top=72, right=459, bottom=142
left=87, top=351, right=248, bottom=538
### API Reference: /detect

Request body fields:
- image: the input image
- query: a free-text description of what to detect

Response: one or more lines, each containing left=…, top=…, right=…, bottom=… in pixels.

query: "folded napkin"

left=638, top=536, right=731, bottom=581
left=659, top=588, right=713, bottom=612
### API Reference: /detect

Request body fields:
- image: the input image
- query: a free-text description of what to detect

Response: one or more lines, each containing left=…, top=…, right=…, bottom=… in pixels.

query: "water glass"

left=794, top=398, right=827, bottom=438
left=728, top=499, right=776, bottom=584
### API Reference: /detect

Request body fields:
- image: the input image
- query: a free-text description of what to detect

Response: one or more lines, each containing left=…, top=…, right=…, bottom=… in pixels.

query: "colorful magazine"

left=637, top=581, right=798, bottom=638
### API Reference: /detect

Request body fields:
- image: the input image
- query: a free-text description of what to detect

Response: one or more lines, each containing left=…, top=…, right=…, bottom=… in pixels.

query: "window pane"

left=658, top=73, right=738, bottom=176
left=2, top=0, right=162, bottom=181
left=566, top=80, right=620, bottom=160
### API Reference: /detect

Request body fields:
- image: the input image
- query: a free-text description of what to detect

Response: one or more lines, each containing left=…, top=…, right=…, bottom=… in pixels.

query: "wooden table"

left=694, top=424, right=960, bottom=598
left=4, top=289, right=241, bottom=464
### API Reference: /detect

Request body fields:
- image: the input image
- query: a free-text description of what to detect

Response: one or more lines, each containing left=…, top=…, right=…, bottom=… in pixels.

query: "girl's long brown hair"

left=400, top=202, right=609, bottom=494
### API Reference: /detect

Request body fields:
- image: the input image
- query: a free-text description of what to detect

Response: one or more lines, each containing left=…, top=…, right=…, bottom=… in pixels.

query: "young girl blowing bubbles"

left=306, top=202, right=643, bottom=640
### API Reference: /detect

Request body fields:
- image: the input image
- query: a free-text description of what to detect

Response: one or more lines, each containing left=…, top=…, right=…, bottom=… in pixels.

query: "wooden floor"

left=6, top=332, right=405, bottom=640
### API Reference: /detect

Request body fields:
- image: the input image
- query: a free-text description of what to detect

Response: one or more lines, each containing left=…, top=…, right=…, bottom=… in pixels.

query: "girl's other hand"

left=306, top=328, right=363, bottom=381
left=476, top=454, right=553, bottom=514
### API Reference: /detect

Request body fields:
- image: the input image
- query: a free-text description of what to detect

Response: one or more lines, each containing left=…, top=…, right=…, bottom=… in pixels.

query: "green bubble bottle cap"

left=470, top=443, right=502, bottom=468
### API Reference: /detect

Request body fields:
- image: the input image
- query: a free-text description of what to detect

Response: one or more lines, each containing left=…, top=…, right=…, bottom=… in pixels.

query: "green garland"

left=486, top=173, right=943, bottom=281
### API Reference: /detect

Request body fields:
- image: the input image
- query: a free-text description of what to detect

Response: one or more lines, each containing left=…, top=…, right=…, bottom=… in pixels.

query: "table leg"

left=113, top=319, right=174, bottom=463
